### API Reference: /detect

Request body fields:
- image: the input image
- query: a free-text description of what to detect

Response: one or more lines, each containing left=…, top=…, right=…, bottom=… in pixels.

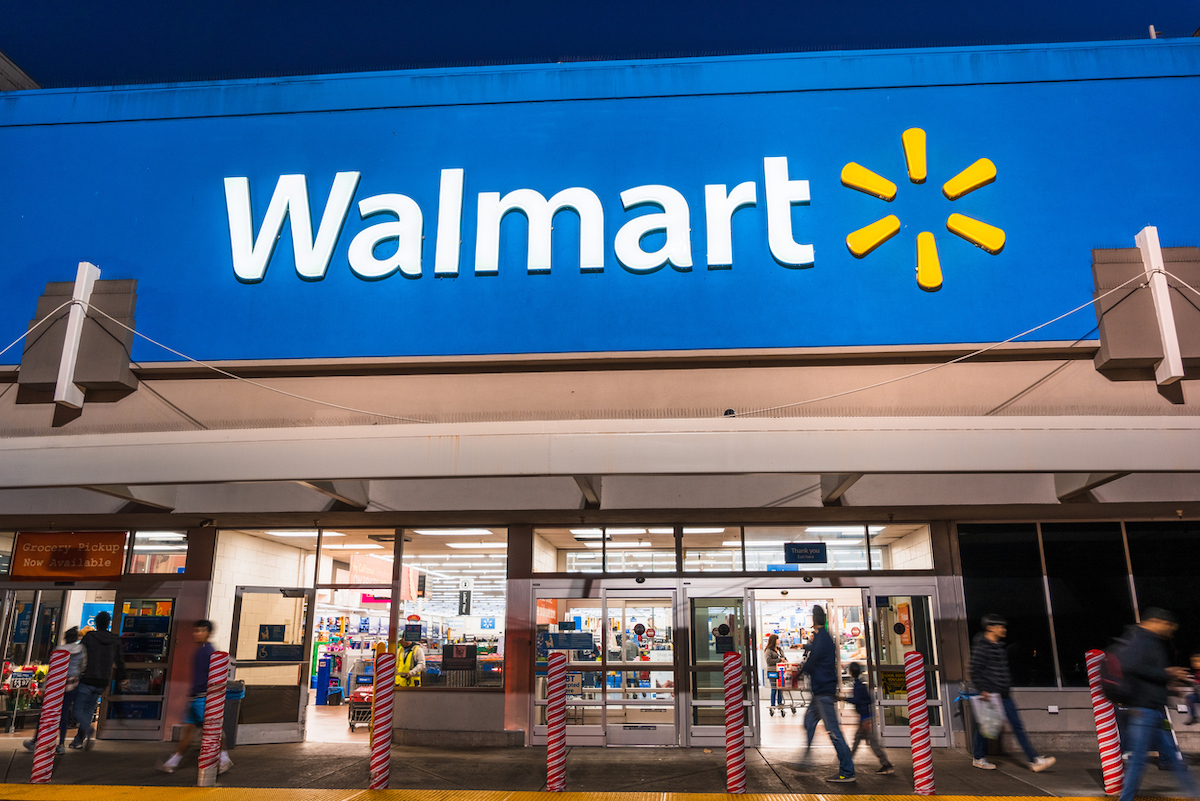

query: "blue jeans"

left=803, top=693, right=855, bottom=776
left=72, top=683, right=103, bottom=743
left=1118, top=706, right=1199, bottom=801
left=973, top=695, right=1038, bottom=762
left=771, top=687, right=784, bottom=706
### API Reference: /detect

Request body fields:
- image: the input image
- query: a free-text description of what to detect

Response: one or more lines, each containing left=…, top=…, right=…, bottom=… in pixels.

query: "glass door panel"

left=688, top=595, right=754, bottom=745
left=534, top=595, right=605, bottom=745
left=604, top=595, right=676, bottom=745
left=869, top=592, right=946, bottom=745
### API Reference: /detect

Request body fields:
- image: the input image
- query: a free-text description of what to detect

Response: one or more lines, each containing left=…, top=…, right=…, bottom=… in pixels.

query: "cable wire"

left=735, top=271, right=1152, bottom=418
left=80, top=302, right=431, bottom=424
left=0, top=300, right=75, bottom=361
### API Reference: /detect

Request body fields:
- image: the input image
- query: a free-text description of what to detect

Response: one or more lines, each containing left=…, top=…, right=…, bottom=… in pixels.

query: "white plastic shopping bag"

left=971, top=693, right=1005, bottom=739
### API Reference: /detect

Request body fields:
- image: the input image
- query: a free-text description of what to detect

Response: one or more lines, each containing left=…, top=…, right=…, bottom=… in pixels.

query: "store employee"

left=395, top=637, right=426, bottom=687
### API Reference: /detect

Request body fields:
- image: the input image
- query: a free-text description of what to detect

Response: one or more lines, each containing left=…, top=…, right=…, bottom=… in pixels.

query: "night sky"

left=2, top=0, right=1198, bottom=87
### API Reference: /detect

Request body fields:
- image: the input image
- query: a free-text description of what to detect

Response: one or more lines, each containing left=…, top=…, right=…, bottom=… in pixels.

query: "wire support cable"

left=0, top=300, right=76, bottom=361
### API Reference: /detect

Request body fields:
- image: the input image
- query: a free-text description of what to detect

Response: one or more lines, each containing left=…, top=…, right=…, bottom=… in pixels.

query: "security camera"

left=803, top=576, right=814, bottom=583
left=635, top=576, right=646, bottom=584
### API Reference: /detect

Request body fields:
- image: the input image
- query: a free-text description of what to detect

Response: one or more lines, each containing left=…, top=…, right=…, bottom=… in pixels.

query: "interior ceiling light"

left=647, top=527, right=674, bottom=534
left=270, top=531, right=344, bottom=538
left=135, top=532, right=186, bottom=540
left=606, top=528, right=645, bottom=535
left=413, top=529, right=494, bottom=536
left=569, top=528, right=604, bottom=536
left=682, top=528, right=726, bottom=534
left=584, top=541, right=651, bottom=549
left=805, top=526, right=884, bottom=534
left=446, top=542, right=507, bottom=549
left=133, top=544, right=187, bottom=551
left=321, top=543, right=384, bottom=550
left=728, top=540, right=786, bottom=547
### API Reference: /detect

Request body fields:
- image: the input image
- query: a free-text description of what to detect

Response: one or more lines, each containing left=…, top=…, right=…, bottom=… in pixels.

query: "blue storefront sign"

left=1, top=42, right=1198, bottom=364
left=480, top=617, right=496, bottom=630
left=784, top=543, right=829, bottom=564
left=80, top=602, right=115, bottom=631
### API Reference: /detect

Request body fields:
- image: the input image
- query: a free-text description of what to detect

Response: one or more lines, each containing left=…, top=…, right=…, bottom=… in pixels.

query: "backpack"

left=1099, top=637, right=1133, bottom=705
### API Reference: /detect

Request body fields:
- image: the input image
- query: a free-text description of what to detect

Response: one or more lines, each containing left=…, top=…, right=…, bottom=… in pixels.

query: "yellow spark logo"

left=841, top=128, right=1005, bottom=292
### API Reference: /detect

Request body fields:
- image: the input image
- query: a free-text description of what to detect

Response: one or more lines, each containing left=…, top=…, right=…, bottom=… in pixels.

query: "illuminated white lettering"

left=763, top=157, right=814, bottom=267
left=474, top=187, right=604, bottom=275
left=348, top=193, right=423, bottom=280
left=614, top=185, right=692, bottom=274
left=704, top=181, right=757, bottom=268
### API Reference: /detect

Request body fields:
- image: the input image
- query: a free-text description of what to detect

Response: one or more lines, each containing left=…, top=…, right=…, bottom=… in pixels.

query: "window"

left=1125, top=522, right=1200, bottom=663
left=744, top=525, right=869, bottom=572
left=870, top=525, right=933, bottom=570
left=682, top=526, right=742, bottom=572
left=534, top=526, right=676, bottom=573
left=1041, top=522, right=1133, bottom=687
left=129, top=531, right=188, bottom=574
left=957, top=524, right=1055, bottom=687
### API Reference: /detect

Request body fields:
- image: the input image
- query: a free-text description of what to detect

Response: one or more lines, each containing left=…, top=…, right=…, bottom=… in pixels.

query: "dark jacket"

left=851, top=678, right=873, bottom=719
left=800, top=627, right=838, bottom=696
left=1120, top=624, right=1172, bottom=709
left=79, top=629, right=127, bottom=689
left=970, top=632, right=1012, bottom=695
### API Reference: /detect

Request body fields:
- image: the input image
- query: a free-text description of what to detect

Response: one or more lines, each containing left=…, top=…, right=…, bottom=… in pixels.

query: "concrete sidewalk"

left=0, top=739, right=1195, bottom=797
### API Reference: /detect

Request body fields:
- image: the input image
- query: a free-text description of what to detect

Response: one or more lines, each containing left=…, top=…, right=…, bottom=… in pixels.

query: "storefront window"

left=129, top=531, right=188, bottom=574
left=1041, top=522, right=1133, bottom=687
left=0, top=531, right=13, bottom=575
left=533, top=526, right=676, bottom=573
left=1126, top=521, right=1200, bottom=662
left=744, top=525, right=869, bottom=571
left=957, top=523, right=1055, bottom=687
left=869, top=525, right=933, bottom=570
left=683, top=526, right=742, bottom=572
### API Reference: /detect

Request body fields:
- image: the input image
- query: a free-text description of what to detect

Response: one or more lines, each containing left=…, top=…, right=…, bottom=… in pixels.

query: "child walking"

left=848, top=662, right=894, bottom=775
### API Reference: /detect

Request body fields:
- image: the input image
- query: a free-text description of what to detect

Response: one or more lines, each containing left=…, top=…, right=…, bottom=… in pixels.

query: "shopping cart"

left=767, top=662, right=810, bottom=716
left=347, top=686, right=374, bottom=731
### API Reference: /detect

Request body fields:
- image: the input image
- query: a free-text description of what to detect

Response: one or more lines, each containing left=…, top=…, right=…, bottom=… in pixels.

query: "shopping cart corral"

left=767, top=662, right=810, bottom=716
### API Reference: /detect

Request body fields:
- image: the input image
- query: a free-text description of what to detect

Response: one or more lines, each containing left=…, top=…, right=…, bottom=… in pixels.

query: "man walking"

left=970, top=614, right=1055, bottom=772
left=158, top=620, right=232, bottom=775
left=1117, top=608, right=1198, bottom=801
left=70, top=611, right=126, bottom=750
left=799, top=605, right=856, bottom=783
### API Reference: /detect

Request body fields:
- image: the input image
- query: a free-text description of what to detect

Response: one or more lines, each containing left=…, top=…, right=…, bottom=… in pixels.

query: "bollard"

left=197, top=650, right=230, bottom=787
left=370, top=652, right=396, bottom=790
left=1085, top=649, right=1123, bottom=795
left=545, top=652, right=568, bottom=792
left=30, top=649, right=71, bottom=784
left=903, top=651, right=935, bottom=795
left=723, top=651, right=746, bottom=793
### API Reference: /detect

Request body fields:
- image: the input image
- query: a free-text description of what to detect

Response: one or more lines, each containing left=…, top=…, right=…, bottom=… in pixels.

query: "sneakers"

left=82, top=735, right=94, bottom=751
left=825, top=773, right=857, bottom=783
left=68, top=739, right=84, bottom=750
left=218, top=753, right=233, bottom=775
left=1030, top=756, right=1056, bottom=773
left=973, top=757, right=997, bottom=770
left=22, top=739, right=34, bottom=752
left=157, top=754, right=182, bottom=774
left=875, top=765, right=895, bottom=775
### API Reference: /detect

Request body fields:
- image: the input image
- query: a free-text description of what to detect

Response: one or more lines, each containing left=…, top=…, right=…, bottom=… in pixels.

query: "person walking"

left=23, top=627, right=86, bottom=755
left=848, top=662, right=894, bottom=774
left=798, top=605, right=856, bottom=783
left=1116, top=608, right=1198, bottom=801
left=157, top=620, right=232, bottom=775
left=969, top=614, right=1055, bottom=772
left=70, top=611, right=127, bottom=750
left=764, top=634, right=784, bottom=714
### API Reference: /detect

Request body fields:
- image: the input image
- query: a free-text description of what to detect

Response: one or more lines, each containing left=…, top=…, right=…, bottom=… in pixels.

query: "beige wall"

left=207, top=530, right=306, bottom=653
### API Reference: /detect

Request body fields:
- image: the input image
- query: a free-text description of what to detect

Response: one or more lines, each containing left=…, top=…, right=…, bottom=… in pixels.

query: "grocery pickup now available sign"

left=9, top=532, right=126, bottom=580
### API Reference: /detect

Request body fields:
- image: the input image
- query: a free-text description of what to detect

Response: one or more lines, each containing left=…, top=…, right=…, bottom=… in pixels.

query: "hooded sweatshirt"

left=1119, top=623, right=1172, bottom=709
left=62, top=641, right=87, bottom=692
left=79, top=629, right=127, bottom=689
left=970, top=631, right=1012, bottom=695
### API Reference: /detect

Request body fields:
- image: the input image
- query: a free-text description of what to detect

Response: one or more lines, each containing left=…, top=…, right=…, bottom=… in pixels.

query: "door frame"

left=227, top=585, right=316, bottom=744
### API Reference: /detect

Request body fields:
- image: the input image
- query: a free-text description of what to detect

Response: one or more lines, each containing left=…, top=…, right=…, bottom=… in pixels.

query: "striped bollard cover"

left=723, top=651, right=746, bottom=793
left=370, top=652, right=397, bottom=790
left=545, top=652, right=568, bottom=792
left=903, top=651, right=935, bottom=795
left=30, top=649, right=71, bottom=784
left=197, top=650, right=230, bottom=787
left=1085, top=649, right=1123, bottom=795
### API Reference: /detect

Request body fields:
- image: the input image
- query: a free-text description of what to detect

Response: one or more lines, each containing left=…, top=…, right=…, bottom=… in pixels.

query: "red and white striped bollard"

left=370, top=651, right=396, bottom=790
left=904, top=651, right=935, bottom=795
left=30, top=649, right=71, bottom=784
left=197, top=650, right=229, bottom=787
left=546, top=652, right=568, bottom=792
left=1085, top=649, right=1123, bottom=795
left=723, top=651, right=746, bottom=793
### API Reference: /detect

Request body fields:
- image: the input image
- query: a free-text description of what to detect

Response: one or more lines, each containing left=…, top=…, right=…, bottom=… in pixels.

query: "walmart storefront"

left=1, top=38, right=1199, bottom=750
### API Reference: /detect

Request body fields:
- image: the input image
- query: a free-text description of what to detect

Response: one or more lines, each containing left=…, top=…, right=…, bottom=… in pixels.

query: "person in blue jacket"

left=798, top=605, right=857, bottom=783
left=848, top=662, right=894, bottom=774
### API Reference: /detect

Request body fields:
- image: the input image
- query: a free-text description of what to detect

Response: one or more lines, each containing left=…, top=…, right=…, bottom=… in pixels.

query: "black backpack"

left=1099, top=636, right=1133, bottom=705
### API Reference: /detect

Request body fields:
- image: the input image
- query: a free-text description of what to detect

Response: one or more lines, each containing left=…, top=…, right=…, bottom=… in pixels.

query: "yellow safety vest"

left=395, top=647, right=421, bottom=687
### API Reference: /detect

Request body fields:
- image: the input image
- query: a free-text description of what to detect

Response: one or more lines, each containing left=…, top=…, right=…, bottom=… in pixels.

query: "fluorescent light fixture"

left=804, top=526, right=883, bottom=534
left=606, top=528, right=645, bottom=535
left=569, top=528, right=604, bottom=536
left=734, top=541, right=788, bottom=547
left=134, top=532, right=186, bottom=540
left=647, top=527, right=674, bottom=534
left=269, top=531, right=345, bottom=538
left=585, top=541, right=651, bottom=549
left=487, top=554, right=508, bottom=559
left=133, top=544, right=187, bottom=551
left=683, top=528, right=726, bottom=534
left=321, top=543, right=384, bottom=550
left=446, top=542, right=507, bottom=549
left=413, top=529, right=494, bottom=537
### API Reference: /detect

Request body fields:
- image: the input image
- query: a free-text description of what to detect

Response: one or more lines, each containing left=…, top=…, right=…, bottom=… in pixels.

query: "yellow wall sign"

left=842, top=128, right=1005, bottom=292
